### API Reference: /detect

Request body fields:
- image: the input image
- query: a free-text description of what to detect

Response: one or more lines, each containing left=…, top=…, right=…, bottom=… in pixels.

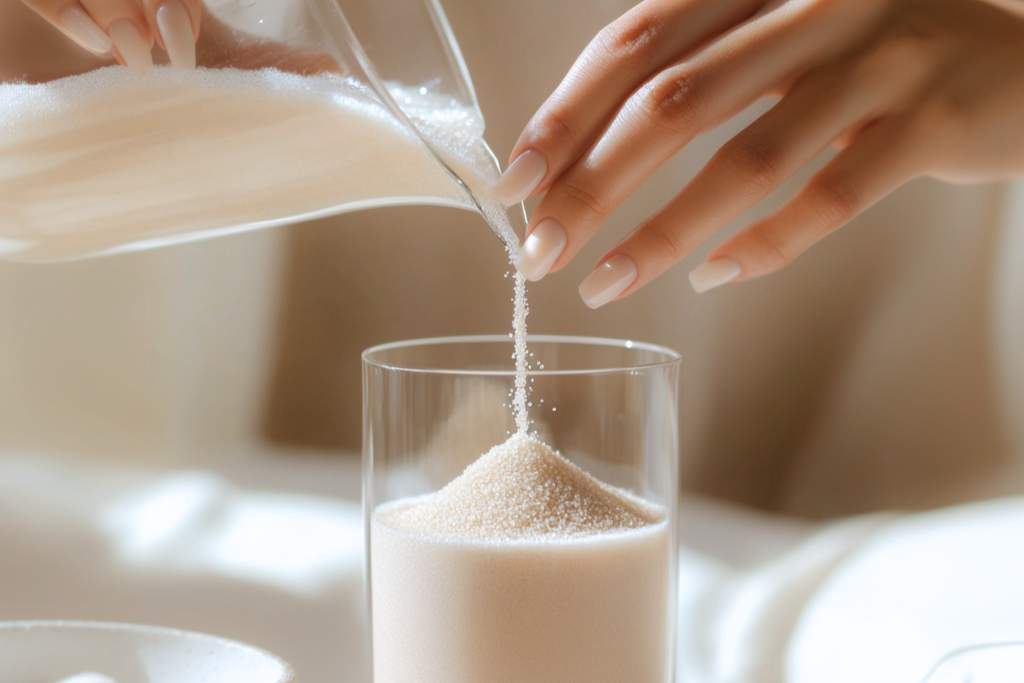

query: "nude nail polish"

left=157, top=0, right=196, bottom=69
left=492, top=150, right=547, bottom=206
left=579, top=255, right=638, bottom=309
left=517, top=218, right=566, bottom=282
left=109, top=20, right=153, bottom=73
left=689, top=258, right=741, bottom=293
left=59, top=5, right=112, bottom=55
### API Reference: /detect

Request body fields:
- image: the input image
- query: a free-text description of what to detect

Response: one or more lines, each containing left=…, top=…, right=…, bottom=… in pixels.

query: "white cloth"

left=3, top=454, right=1023, bottom=682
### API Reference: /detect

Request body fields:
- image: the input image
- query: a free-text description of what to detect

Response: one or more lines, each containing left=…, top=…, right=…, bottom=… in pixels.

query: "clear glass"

left=1, top=0, right=519, bottom=262
left=362, top=335, right=681, bottom=683
left=922, top=642, right=1024, bottom=682
left=0, top=620, right=293, bottom=682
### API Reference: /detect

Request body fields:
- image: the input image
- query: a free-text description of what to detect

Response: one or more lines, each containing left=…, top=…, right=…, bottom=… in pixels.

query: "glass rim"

left=922, top=641, right=1024, bottom=680
left=0, top=620, right=293, bottom=682
left=362, top=334, right=681, bottom=377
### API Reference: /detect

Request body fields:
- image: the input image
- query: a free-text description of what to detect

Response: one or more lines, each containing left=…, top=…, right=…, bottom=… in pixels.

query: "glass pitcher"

left=0, top=0, right=517, bottom=263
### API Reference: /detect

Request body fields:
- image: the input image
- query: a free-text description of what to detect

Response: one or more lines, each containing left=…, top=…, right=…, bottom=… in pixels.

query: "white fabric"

left=3, top=454, right=1023, bottom=683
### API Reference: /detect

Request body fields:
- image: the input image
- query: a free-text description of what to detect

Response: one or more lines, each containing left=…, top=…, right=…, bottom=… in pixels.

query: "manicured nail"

left=689, top=258, right=741, bottom=293
left=157, top=0, right=196, bottom=69
left=579, top=255, right=638, bottom=309
left=492, top=150, right=547, bottom=206
left=108, top=21, right=153, bottom=73
left=517, top=218, right=566, bottom=282
left=59, top=5, right=113, bottom=55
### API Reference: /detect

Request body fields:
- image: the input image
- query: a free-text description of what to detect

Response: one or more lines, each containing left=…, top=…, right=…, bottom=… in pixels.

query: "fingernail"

left=157, top=0, right=196, bottom=69
left=516, top=218, right=566, bottom=282
left=689, top=258, right=741, bottom=293
left=579, top=255, right=638, bottom=309
left=59, top=5, right=112, bottom=55
left=492, top=150, right=547, bottom=206
left=108, top=21, right=153, bottom=73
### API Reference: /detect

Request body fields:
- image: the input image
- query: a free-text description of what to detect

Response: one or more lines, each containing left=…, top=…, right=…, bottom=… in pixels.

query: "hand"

left=10, top=1, right=338, bottom=81
left=21, top=0, right=201, bottom=71
left=494, top=0, right=1024, bottom=307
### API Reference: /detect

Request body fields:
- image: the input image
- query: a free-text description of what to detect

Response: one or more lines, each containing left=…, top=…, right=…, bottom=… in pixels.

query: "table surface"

left=1, top=450, right=1021, bottom=683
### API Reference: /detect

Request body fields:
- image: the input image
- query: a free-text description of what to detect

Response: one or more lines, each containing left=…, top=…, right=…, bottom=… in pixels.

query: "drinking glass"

left=0, top=621, right=293, bottom=683
left=921, top=642, right=1024, bottom=683
left=362, top=335, right=682, bottom=683
left=1, top=0, right=518, bottom=262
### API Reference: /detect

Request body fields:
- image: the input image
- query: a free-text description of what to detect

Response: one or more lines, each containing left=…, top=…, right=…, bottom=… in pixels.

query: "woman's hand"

left=11, top=1, right=337, bottom=80
left=21, top=0, right=201, bottom=71
left=495, top=0, right=1024, bottom=307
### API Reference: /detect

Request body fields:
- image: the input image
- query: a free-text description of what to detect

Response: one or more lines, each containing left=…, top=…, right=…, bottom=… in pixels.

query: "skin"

left=21, top=0, right=202, bottom=65
left=509, top=0, right=1024, bottom=301
left=2, top=1, right=336, bottom=82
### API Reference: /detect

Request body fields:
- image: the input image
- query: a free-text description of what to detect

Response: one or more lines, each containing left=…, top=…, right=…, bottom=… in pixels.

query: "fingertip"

left=578, top=254, right=638, bottom=309
left=57, top=4, right=113, bottom=55
left=688, top=258, right=741, bottom=293
left=108, top=20, right=154, bottom=73
left=492, top=149, right=548, bottom=206
left=183, top=0, right=203, bottom=39
left=144, top=0, right=200, bottom=51
left=515, top=217, right=566, bottom=281
left=154, top=0, right=196, bottom=68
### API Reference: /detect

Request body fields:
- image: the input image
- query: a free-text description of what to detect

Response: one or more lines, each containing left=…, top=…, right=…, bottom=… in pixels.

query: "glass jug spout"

left=0, top=0, right=519, bottom=263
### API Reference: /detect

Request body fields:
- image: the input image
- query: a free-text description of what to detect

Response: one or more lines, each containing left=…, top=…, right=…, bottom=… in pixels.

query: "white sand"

left=380, top=434, right=658, bottom=540
left=0, top=67, right=486, bottom=262
left=372, top=435, right=673, bottom=683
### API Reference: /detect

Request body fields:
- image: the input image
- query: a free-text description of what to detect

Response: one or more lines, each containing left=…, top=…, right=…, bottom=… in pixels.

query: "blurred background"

left=2, top=1, right=1024, bottom=681
left=2, top=0, right=1023, bottom=517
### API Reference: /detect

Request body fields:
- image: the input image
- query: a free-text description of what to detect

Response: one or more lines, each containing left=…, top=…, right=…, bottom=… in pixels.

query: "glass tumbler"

left=362, top=335, right=681, bottom=683
left=0, top=621, right=293, bottom=683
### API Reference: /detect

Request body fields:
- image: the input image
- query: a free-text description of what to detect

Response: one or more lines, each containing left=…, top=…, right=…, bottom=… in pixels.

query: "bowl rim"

left=0, top=620, right=294, bottom=683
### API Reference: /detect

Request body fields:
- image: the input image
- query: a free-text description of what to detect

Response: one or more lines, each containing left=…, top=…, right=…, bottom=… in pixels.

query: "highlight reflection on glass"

left=922, top=642, right=1024, bottom=683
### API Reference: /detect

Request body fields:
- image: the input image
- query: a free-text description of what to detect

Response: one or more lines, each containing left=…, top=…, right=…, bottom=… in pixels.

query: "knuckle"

left=806, top=0, right=883, bottom=21
left=633, top=69, right=704, bottom=134
left=560, top=178, right=610, bottom=218
left=893, top=8, right=947, bottom=45
left=749, top=227, right=793, bottom=272
left=919, top=90, right=973, bottom=135
left=643, top=222, right=685, bottom=262
left=856, top=36, right=931, bottom=81
left=595, top=12, right=664, bottom=66
left=529, top=107, right=577, bottom=150
left=718, top=137, right=785, bottom=194
left=798, top=0, right=847, bottom=23
left=805, top=0, right=839, bottom=13
left=806, top=175, right=862, bottom=225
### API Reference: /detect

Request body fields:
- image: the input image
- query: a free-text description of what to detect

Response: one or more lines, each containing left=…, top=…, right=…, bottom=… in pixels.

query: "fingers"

left=595, top=41, right=933, bottom=299
left=693, top=116, right=927, bottom=290
left=21, top=0, right=199, bottom=69
left=492, top=0, right=768, bottom=205
left=22, top=0, right=113, bottom=55
left=521, top=0, right=884, bottom=285
left=80, top=0, right=152, bottom=72
left=143, top=0, right=200, bottom=69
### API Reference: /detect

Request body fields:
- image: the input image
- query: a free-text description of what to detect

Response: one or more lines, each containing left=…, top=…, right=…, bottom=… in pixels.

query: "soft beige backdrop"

left=1, top=0, right=1022, bottom=517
